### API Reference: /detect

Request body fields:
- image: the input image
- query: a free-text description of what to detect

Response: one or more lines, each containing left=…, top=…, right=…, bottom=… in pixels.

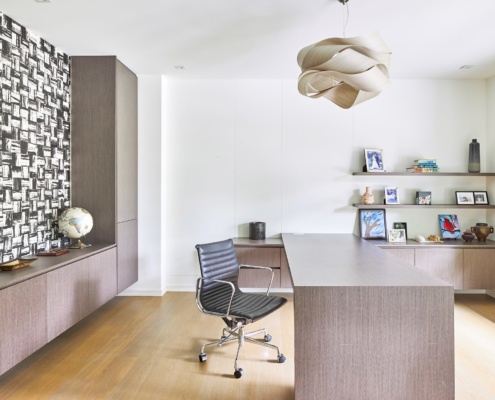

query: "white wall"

left=159, top=78, right=489, bottom=291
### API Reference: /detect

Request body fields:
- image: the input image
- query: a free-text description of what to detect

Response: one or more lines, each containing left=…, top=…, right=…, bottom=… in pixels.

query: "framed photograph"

left=455, top=191, right=474, bottom=205
left=438, top=214, right=461, bottom=239
left=393, top=222, right=408, bottom=238
left=474, top=191, right=489, bottom=205
left=384, top=187, right=399, bottom=204
left=359, top=209, right=387, bottom=240
left=364, top=149, right=385, bottom=172
left=416, top=191, right=431, bottom=205
left=388, top=229, right=406, bottom=242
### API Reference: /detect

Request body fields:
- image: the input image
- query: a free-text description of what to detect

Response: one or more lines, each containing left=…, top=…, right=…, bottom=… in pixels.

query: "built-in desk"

left=282, top=233, right=454, bottom=400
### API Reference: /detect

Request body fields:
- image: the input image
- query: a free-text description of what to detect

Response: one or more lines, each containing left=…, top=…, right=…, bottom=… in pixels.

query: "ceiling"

left=2, top=0, right=495, bottom=80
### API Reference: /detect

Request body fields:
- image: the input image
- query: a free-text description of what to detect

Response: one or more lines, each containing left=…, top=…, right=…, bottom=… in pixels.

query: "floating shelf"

left=353, top=204, right=495, bottom=209
left=353, top=172, right=495, bottom=176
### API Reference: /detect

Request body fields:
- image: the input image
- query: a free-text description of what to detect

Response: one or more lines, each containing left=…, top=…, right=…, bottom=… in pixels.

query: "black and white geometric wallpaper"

left=0, top=12, right=70, bottom=261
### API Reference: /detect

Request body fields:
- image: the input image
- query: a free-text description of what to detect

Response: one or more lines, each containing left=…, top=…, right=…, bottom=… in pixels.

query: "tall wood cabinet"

left=71, top=56, right=138, bottom=293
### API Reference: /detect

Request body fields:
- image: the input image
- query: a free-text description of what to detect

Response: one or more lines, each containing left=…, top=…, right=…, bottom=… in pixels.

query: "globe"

left=58, top=207, right=94, bottom=248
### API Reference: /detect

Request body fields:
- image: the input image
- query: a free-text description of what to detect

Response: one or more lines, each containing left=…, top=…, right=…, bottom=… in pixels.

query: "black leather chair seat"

left=200, top=284, right=287, bottom=323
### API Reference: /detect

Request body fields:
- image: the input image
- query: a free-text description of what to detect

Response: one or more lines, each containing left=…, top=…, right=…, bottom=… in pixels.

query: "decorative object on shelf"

left=438, top=214, right=461, bottom=239
left=0, top=256, right=38, bottom=271
left=427, top=234, right=442, bottom=242
left=468, top=139, right=480, bottom=173
left=416, top=191, right=431, bottom=205
left=406, top=158, right=439, bottom=173
left=461, top=229, right=475, bottom=242
left=58, top=207, right=94, bottom=249
left=455, top=191, right=474, bottom=205
left=384, top=187, right=399, bottom=204
left=413, top=235, right=426, bottom=242
left=388, top=229, right=406, bottom=243
left=36, top=249, right=70, bottom=256
left=361, top=187, right=375, bottom=205
left=470, top=223, right=494, bottom=242
left=364, top=149, right=384, bottom=172
left=359, top=209, right=387, bottom=240
left=296, top=0, right=391, bottom=109
left=474, top=191, right=489, bottom=205
left=393, top=222, right=408, bottom=238
left=249, top=221, right=266, bottom=240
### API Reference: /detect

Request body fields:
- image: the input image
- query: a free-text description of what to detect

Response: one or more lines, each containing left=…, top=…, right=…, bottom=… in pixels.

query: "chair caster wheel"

left=199, top=353, right=207, bottom=362
left=234, top=368, right=244, bottom=379
left=264, top=334, right=272, bottom=342
left=278, top=354, right=286, bottom=363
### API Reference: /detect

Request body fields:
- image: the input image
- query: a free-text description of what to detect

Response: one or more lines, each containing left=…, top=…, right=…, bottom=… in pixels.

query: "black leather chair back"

left=196, top=239, right=240, bottom=294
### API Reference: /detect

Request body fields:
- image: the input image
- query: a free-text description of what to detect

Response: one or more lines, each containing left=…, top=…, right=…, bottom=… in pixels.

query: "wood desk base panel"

left=294, top=285, right=454, bottom=400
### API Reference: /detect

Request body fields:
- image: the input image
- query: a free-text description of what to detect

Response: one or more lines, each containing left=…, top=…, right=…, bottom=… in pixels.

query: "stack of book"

left=406, top=158, right=439, bottom=173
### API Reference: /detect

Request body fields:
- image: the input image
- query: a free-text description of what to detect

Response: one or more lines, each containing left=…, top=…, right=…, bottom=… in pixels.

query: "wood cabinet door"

left=47, top=259, right=90, bottom=341
left=463, top=249, right=495, bottom=289
left=415, top=248, right=463, bottom=289
left=117, top=220, right=138, bottom=293
left=383, top=249, right=415, bottom=265
left=236, top=247, right=281, bottom=288
left=0, top=275, right=48, bottom=375
left=88, top=248, right=118, bottom=312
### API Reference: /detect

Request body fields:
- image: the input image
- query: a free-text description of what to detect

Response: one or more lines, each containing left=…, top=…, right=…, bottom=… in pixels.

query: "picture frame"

left=438, top=214, right=461, bottom=239
left=388, top=229, right=406, bottom=242
left=359, top=209, right=387, bottom=240
left=474, top=191, right=489, bottom=205
left=416, top=191, right=431, bottom=205
left=393, top=222, right=408, bottom=238
left=384, top=187, right=399, bottom=204
left=455, top=191, right=474, bottom=205
left=364, top=149, right=385, bottom=172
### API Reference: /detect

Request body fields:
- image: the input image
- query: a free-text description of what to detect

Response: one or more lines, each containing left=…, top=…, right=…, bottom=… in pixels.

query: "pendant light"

left=297, top=0, right=391, bottom=109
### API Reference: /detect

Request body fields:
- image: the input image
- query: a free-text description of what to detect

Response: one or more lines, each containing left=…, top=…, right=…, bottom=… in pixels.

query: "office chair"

left=195, top=238, right=287, bottom=379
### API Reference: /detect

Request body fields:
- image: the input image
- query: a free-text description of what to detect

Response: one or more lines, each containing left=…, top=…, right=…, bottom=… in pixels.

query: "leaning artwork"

left=438, top=214, right=461, bottom=239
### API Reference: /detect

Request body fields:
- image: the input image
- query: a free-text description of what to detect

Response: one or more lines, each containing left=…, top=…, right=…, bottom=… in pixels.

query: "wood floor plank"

left=0, top=292, right=494, bottom=399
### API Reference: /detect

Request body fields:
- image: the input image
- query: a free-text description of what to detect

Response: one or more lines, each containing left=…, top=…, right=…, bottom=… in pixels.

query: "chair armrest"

left=196, top=277, right=236, bottom=317
left=239, top=265, right=274, bottom=295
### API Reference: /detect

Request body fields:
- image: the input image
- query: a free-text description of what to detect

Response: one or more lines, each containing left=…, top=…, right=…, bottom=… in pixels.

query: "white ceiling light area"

left=1, top=0, right=495, bottom=80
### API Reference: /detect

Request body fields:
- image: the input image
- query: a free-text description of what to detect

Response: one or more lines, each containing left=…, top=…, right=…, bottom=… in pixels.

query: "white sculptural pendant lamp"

left=297, top=0, right=391, bottom=109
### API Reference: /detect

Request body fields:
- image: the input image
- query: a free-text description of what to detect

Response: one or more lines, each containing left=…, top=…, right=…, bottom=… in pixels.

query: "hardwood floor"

left=0, top=292, right=494, bottom=399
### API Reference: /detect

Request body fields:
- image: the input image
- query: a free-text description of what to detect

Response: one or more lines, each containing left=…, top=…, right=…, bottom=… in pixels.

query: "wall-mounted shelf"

left=353, top=204, right=495, bottom=209
left=353, top=172, right=495, bottom=176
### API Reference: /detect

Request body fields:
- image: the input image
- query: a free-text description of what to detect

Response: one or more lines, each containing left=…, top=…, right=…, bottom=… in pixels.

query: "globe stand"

left=69, top=239, right=92, bottom=249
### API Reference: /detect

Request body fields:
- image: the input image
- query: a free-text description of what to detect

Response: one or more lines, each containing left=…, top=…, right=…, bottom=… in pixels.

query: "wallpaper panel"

left=0, top=12, right=70, bottom=261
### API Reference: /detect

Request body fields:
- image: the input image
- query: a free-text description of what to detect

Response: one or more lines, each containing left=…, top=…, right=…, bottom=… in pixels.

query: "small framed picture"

left=416, top=191, right=431, bottom=205
left=364, top=149, right=385, bottom=172
left=384, top=187, right=399, bottom=204
left=474, top=191, right=489, bottom=205
left=359, top=209, right=387, bottom=240
left=438, top=214, right=461, bottom=239
left=388, top=229, right=406, bottom=242
left=455, top=191, right=474, bottom=205
left=393, top=222, right=408, bottom=238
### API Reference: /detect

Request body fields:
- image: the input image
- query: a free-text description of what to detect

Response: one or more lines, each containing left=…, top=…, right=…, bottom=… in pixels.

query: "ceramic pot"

left=471, top=223, right=494, bottom=242
left=461, top=230, right=475, bottom=242
left=361, top=187, right=374, bottom=205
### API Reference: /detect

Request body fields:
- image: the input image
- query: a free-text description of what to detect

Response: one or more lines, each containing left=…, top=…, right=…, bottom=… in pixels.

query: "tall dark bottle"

left=468, top=139, right=480, bottom=173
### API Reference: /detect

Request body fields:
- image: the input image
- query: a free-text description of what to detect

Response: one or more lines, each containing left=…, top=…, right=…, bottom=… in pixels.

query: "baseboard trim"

left=486, top=289, right=495, bottom=299
left=454, top=289, right=486, bottom=294
left=118, top=289, right=166, bottom=296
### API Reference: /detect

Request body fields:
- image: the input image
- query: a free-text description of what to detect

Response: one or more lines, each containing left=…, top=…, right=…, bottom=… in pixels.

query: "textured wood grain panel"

left=0, top=275, right=48, bottom=375
left=383, top=248, right=415, bottom=265
left=280, top=249, right=293, bottom=288
left=71, top=56, right=117, bottom=244
left=88, top=248, right=117, bottom=312
left=115, top=61, right=138, bottom=223
left=415, top=248, right=463, bottom=289
left=235, top=247, right=281, bottom=288
left=47, top=259, right=90, bottom=341
left=294, top=286, right=454, bottom=400
left=463, top=249, right=495, bottom=289
left=117, top=220, right=138, bottom=293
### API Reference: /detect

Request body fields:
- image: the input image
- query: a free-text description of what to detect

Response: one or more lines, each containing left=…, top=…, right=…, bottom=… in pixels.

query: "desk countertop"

left=282, top=233, right=451, bottom=288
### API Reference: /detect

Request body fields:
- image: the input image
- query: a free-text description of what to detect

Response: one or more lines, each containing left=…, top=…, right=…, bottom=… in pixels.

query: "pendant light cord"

left=342, top=1, right=349, bottom=37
